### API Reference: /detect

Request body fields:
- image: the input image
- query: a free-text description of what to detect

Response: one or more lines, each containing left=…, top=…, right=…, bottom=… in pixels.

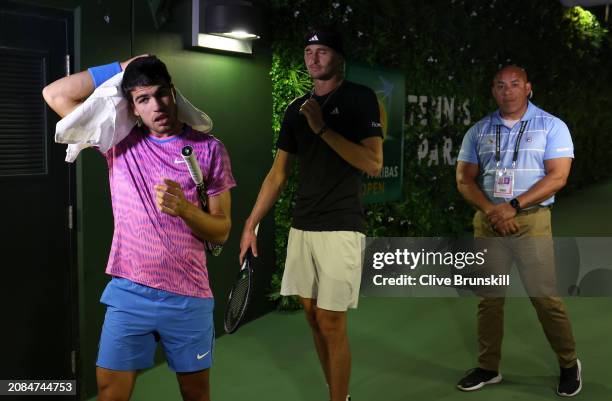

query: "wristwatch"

left=509, top=198, right=521, bottom=213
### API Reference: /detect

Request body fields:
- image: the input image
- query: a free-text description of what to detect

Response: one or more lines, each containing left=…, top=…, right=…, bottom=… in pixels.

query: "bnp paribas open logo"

left=374, top=84, right=390, bottom=139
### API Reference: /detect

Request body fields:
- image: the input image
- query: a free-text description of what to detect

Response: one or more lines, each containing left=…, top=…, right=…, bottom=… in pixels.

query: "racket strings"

left=226, top=274, right=251, bottom=326
left=224, top=252, right=256, bottom=333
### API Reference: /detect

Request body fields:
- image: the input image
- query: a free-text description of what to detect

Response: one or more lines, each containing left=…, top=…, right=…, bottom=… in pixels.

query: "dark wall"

left=14, top=0, right=275, bottom=399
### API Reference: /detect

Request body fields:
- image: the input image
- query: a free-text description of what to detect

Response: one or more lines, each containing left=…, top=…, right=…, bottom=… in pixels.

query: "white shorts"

left=280, top=228, right=365, bottom=311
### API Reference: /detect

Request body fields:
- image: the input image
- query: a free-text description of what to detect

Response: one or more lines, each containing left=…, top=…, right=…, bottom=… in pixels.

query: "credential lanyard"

left=495, top=120, right=528, bottom=169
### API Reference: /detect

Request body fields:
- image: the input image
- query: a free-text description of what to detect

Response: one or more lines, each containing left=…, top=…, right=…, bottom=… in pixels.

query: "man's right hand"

left=492, top=217, right=520, bottom=236
left=239, top=225, right=258, bottom=265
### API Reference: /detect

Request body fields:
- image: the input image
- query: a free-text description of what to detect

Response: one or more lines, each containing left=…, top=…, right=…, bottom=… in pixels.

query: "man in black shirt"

left=240, top=29, right=383, bottom=401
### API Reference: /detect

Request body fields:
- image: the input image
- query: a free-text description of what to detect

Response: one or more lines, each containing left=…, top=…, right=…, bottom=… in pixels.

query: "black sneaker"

left=457, top=367, right=502, bottom=391
left=557, top=359, right=582, bottom=397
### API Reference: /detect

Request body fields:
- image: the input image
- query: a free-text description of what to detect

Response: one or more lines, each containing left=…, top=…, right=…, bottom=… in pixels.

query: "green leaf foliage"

left=266, top=0, right=612, bottom=310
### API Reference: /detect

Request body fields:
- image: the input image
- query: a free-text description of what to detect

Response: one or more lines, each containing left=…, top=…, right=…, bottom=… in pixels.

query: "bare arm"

left=488, top=157, right=572, bottom=226
left=42, top=56, right=146, bottom=118
left=456, top=161, right=519, bottom=236
left=300, top=98, right=383, bottom=176
left=320, top=131, right=383, bottom=176
left=181, top=190, right=232, bottom=243
left=42, top=70, right=94, bottom=118
left=515, top=158, right=572, bottom=208
left=155, top=179, right=232, bottom=243
left=239, top=149, right=294, bottom=263
left=456, top=161, right=495, bottom=214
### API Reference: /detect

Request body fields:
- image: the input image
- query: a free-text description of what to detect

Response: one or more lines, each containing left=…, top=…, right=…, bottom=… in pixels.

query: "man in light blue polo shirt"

left=455, top=65, right=581, bottom=397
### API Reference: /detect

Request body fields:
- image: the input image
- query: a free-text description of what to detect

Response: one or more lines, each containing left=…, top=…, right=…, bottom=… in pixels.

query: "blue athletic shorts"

left=97, top=277, right=214, bottom=372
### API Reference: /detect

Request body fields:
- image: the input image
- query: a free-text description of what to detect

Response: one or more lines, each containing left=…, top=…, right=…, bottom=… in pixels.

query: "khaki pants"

left=473, top=208, right=577, bottom=370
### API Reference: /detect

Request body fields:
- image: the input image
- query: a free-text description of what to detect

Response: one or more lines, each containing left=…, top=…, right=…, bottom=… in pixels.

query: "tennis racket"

left=181, top=145, right=223, bottom=256
left=224, top=224, right=259, bottom=334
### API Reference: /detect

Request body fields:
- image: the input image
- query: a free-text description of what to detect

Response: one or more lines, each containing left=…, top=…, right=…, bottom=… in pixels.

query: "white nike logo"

left=174, top=158, right=186, bottom=164
left=196, top=351, right=210, bottom=360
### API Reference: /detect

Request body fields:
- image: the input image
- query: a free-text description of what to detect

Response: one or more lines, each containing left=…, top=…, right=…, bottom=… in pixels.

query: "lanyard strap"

left=495, top=120, right=528, bottom=165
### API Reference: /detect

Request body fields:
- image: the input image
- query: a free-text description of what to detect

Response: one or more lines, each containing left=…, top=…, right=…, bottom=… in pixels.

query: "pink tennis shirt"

left=103, top=124, right=236, bottom=298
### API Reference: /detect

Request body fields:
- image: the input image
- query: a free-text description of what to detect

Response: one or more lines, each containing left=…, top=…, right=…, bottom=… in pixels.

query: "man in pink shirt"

left=43, top=55, right=235, bottom=401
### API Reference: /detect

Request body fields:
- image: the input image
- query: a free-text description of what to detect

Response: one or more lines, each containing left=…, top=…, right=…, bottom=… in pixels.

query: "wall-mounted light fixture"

left=191, top=0, right=261, bottom=54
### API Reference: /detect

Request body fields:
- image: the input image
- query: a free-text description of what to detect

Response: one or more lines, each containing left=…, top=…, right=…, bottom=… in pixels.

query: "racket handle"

left=195, top=183, right=207, bottom=208
left=181, top=146, right=204, bottom=185
left=181, top=145, right=223, bottom=256
left=246, top=224, right=259, bottom=262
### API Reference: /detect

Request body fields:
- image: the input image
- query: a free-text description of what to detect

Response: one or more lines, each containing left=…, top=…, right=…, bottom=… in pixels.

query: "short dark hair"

left=121, top=56, right=172, bottom=102
left=492, top=65, right=529, bottom=86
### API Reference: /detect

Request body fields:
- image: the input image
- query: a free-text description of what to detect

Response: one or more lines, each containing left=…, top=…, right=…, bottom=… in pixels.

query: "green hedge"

left=266, top=0, right=612, bottom=309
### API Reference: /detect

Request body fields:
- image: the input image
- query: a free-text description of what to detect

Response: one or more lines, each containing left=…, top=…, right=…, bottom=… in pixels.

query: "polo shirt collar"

left=491, top=101, right=538, bottom=126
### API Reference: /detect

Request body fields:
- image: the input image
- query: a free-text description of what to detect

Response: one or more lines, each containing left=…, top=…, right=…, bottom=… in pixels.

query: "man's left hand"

left=299, top=98, right=325, bottom=134
left=487, top=202, right=517, bottom=226
left=155, top=178, right=190, bottom=217
left=492, top=217, right=520, bottom=236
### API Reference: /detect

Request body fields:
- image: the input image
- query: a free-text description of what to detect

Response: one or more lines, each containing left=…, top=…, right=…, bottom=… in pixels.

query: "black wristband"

left=316, top=124, right=328, bottom=136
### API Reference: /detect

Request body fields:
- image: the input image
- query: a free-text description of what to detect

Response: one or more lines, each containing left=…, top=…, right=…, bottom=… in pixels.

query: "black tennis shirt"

left=276, top=80, right=383, bottom=232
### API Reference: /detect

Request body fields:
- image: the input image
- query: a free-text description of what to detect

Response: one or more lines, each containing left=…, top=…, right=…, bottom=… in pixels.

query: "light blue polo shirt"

left=457, top=102, right=574, bottom=206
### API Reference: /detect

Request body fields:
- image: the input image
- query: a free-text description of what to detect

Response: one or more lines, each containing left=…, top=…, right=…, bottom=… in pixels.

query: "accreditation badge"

left=493, top=168, right=514, bottom=198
